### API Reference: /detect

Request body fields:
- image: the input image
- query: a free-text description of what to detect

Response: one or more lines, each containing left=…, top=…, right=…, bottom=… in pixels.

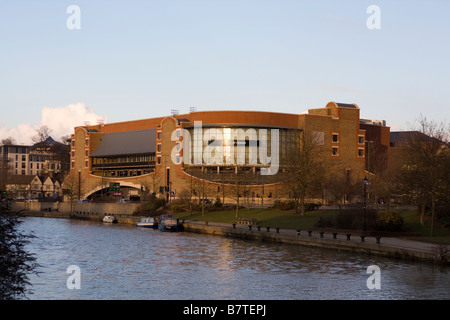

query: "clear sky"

left=1, top=0, right=449, bottom=144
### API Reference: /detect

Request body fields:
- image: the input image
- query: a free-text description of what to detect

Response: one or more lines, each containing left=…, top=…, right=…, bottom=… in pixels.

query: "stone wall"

left=11, top=201, right=141, bottom=215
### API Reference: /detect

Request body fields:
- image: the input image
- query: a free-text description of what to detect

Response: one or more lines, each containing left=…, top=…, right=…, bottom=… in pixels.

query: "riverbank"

left=19, top=210, right=449, bottom=265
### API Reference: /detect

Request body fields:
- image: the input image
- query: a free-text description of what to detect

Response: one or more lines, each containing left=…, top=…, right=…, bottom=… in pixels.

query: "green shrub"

left=314, top=216, right=334, bottom=228
left=214, top=197, right=223, bottom=208
left=334, top=209, right=378, bottom=230
left=273, top=200, right=295, bottom=210
left=305, top=202, right=322, bottom=211
left=170, top=204, right=187, bottom=212
left=142, top=198, right=166, bottom=213
left=377, top=210, right=404, bottom=232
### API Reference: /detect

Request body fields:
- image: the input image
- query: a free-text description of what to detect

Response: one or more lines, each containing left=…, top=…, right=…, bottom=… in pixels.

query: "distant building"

left=6, top=175, right=43, bottom=200
left=66, top=101, right=390, bottom=202
left=0, top=137, right=66, bottom=176
left=5, top=174, right=63, bottom=200
left=360, top=118, right=390, bottom=175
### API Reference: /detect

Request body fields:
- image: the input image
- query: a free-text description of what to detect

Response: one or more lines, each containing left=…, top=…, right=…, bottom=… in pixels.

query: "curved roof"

left=89, top=129, right=156, bottom=157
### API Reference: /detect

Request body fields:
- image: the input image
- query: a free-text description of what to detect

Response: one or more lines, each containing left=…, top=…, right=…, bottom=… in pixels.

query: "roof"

left=336, top=103, right=358, bottom=109
left=6, top=175, right=40, bottom=185
left=89, top=129, right=156, bottom=157
left=390, top=131, right=443, bottom=147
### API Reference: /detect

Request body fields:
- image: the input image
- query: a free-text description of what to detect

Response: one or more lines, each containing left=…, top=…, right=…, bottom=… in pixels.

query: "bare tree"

left=227, top=166, right=255, bottom=218
left=326, top=170, right=350, bottom=209
left=139, top=165, right=163, bottom=199
left=59, top=135, right=71, bottom=145
left=31, top=126, right=52, bottom=145
left=1, top=137, right=16, bottom=145
left=283, top=130, right=326, bottom=215
left=400, top=116, right=450, bottom=236
left=183, top=166, right=214, bottom=216
left=63, top=171, right=86, bottom=212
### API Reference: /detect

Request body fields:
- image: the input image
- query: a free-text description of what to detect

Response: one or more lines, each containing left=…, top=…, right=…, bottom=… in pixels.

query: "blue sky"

left=1, top=0, right=449, bottom=143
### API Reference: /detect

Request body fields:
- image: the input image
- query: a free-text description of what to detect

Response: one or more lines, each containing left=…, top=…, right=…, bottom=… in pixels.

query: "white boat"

left=158, top=214, right=182, bottom=232
left=103, top=215, right=117, bottom=223
left=136, top=217, right=157, bottom=228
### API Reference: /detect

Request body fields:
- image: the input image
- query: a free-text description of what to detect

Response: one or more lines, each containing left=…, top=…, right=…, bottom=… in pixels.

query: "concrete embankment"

left=20, top=210, right=141, bottom=225
left=18, top=211, right=447, bottom=265
left=181, top=220, right=447, bottom=264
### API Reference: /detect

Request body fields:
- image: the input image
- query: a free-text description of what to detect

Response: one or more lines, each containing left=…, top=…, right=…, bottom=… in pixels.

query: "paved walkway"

left=184, top=220, right=448, bottom=261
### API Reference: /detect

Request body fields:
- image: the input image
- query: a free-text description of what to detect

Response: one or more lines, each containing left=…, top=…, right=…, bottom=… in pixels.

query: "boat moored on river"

left=158, top=214, right=183, bottom=232
left=103, top=215, right=117, bottom=223
left=137, top=217, right=158, bottom=228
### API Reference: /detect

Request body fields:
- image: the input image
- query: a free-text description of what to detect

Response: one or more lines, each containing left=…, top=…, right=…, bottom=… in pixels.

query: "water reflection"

left=20, top=217, right=449, bottom=300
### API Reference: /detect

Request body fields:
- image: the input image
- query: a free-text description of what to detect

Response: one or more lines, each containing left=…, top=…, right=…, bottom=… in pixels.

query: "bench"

left=308, top=228, right=381, bottom=243
left=236, top=218, right=257, bottom=225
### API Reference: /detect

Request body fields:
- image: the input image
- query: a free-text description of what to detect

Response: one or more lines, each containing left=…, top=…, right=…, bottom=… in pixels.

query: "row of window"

left=71, top=160, right=89, bottom=169
left=70, top=138, right=90, bottom=169
left=71, top=138, right=89, bottom=147
left=331, top=133, right=365, bottom=145
left=156, top=129, right=182, bottom=165
left=330, top=133, right=365, bottom=157
left=332, top=146, right=365, bottom=157
left=9, top=154, right=49, bottom=162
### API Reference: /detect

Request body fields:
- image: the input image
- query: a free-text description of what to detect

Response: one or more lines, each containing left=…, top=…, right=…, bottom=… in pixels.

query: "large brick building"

left=65, top=102, right=389, bottom=204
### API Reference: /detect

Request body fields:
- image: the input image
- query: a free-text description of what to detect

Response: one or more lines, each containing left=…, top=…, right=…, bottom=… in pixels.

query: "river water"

left=20, top=217, right=449, bottom=300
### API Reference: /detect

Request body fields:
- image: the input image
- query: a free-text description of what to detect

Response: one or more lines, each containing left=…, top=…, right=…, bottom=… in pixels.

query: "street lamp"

left=363, top=176, right=368, bottom=231
left=78, top=169, right=81, bottom=200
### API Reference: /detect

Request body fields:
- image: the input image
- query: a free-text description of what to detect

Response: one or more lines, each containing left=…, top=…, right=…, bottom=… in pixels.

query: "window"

left=358, top=135, right=364, bottom=144
left=157, top=131, right=162, bottom=140
left=86, top=139, right=89, bottom=146
left=85, top=150, right=89, bottom=157
left=332, top=147, right=339, bottom=156
left=72, top=140, right=75, bottom=147
left=72, top=151, right=75, bottom=158
left=85, top=160, right=89, bottom=168
left=332, top=133, right=339, bottom=143
left=157, top=144, right=161, bottom=153
left=358, top=148, right=364, bottom=157
left=22, top=155, right=26, bottom=161
left=157, top=156, right=161, bottom=165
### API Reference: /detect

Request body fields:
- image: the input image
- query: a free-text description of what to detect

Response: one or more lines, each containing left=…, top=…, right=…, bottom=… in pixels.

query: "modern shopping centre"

left=67, top=101, right=390, bottom=203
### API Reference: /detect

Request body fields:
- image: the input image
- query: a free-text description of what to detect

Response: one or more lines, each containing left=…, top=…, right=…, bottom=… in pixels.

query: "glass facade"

left=182, top=127, right=299, bottom=184
left=91, top=153, right=156, bottom=177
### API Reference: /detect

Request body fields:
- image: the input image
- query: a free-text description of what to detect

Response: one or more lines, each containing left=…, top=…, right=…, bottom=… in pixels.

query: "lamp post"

left=363, top=176, right=368, bottom=231
left=78, top=169, right=81, bottom=200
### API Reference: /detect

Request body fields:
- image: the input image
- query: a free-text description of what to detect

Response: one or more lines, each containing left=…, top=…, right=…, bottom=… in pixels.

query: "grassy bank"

left=173, top=207, right=450, bottom=245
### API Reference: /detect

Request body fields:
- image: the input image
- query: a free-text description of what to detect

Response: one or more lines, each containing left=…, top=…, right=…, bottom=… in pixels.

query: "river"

left=20, top=217, right=449, bottom=300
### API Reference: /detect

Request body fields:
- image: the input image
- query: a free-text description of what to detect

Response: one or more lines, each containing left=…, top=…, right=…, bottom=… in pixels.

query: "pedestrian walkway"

left=183, top=220, right=449, bottom=264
